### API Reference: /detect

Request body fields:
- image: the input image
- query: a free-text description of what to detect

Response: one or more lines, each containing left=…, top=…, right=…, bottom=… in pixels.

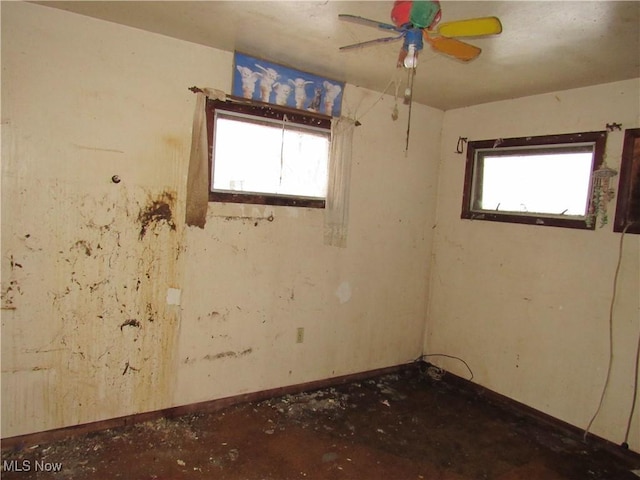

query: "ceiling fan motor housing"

left=404, top=29, right=425, bottom=52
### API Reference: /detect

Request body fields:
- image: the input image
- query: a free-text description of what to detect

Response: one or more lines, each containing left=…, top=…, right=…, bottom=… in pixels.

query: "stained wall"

left=1, top=2, right=441, bottom=437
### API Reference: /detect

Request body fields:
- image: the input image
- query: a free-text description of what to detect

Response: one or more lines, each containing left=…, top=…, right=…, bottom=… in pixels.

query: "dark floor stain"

left=1, top=369, right=638, bottom=479
left=138, top=192, right=176, bottom=240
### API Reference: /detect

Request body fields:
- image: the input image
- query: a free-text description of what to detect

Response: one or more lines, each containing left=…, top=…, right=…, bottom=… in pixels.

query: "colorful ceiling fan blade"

left=339, top=34, right=405, bottom=51
left=433, top=16, right=502, bottom=38
left=423, top=34, right=481, bottom=61
left=391, top=0, right=442, bottom=30
left=407, top=0, right=441, bottom=29
left=338, top=14, right=399, bottom=32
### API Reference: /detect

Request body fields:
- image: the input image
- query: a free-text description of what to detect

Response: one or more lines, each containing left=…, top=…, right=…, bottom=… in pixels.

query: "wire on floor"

left=414, top=353, right=474, bottom=381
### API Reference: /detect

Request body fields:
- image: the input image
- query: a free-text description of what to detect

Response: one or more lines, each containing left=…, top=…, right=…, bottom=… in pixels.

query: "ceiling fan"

left=339, top=0, right=502, bottom=69
left=339, top=1, right=502, bottom=152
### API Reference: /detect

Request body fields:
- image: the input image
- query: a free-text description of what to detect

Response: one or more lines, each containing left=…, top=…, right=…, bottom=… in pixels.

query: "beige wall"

left=1, top=2, right=441, bottom=437
left=3, top=1, right=638, bottom=454
left=428, top=79, right=640, bottom=451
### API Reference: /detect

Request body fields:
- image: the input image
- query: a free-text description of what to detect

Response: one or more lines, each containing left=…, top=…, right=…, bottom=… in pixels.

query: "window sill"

left=209, top=192, right=325, bottom=209
left=463, top=211, right=594, bottom=230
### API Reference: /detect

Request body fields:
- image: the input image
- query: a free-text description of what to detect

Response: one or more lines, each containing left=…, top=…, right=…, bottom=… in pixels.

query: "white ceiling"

left=36, top=1, right=640, bottom=110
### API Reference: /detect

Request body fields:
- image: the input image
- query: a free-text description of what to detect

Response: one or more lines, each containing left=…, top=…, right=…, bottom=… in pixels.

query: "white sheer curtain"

left=324, top=116, right=356, bottom=247
left=185, top=88, right=225, bottom=228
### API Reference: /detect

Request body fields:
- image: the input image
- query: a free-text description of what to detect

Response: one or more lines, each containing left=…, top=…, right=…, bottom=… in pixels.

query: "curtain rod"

left=187, top=86, right=361, bottom=125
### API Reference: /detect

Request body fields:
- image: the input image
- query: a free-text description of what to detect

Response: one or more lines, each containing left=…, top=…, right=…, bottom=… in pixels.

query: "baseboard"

left=429, top=362, right=640, bottom=463
left=5, top=360, right=637, bottom=463
left=1, top=362, right=413, bottom=451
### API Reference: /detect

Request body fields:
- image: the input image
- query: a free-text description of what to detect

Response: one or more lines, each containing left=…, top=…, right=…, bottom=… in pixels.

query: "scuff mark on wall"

left=220, top=213, right=275, bottom=226
left=2, top=366, right=49, bottom=374
left=183, top=348, right=254, bottom=364
left=1, top=280, right=19, bottom=309
left=71, top=143, right=125, bottom=154
left=204, top=348, right=253, bottom=360
left=122, top=361, right=140, bottom=375
left=145, top=302, right=156, bottom=323
left=119, top=319, right=141, bottom=331
left=10, top=256, right=23, bottom=269
left=336, top=281, right=352, bottom=304
left=197, top=309, right=231, bottom=322
left=71, top=240, right=92, bottom=256
left=89, top=279, right=109, bottom=293
left=1, top=255, right=24, bottom=309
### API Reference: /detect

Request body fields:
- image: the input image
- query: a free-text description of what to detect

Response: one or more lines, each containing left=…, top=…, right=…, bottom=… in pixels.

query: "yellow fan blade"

left=423, top=34, right=481, bottom=62
left=433, top=17, right=503, bottom=38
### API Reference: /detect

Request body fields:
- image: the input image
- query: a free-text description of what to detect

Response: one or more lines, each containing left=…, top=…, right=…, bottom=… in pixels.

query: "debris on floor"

left=2, top=369, right=639, bottom=479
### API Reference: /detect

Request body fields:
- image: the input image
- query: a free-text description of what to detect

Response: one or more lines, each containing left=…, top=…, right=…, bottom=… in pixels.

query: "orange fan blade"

left=423, top=33, right=481, bottom=62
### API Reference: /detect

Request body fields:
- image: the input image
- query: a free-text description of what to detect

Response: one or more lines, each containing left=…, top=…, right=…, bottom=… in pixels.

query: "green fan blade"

left=409, top=0, right=441, bottom=29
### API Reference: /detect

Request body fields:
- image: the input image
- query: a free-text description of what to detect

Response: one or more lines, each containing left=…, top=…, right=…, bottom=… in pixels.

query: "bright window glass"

left=212, top=111, right=329, bottom=199
left=477, top=149, right=594, bottom=216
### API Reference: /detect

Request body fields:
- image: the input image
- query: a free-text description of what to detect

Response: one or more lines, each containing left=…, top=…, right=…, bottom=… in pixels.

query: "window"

left=206, top=98, right=331, bottom=208
left=613, top=128, right=640, bottom=234
left=461, top=131, right=607, bottom=229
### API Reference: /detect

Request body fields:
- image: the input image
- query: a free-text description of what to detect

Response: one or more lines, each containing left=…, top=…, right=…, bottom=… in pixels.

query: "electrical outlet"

left=296, top=327, right=304, bottom=344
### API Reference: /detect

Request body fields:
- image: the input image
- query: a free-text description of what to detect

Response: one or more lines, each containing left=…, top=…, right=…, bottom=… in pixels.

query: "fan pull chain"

left=391, top=68, right=403, bottom=121
left=405, top=67, right=416, bottom=154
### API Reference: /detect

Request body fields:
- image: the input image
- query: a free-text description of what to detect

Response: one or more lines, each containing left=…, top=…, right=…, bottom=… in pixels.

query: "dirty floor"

left=2, top=368, right=639, bottom=480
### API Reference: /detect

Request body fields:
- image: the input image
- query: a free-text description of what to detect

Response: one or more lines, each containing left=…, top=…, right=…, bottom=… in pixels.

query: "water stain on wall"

left=12, top=185, right=186, bottom=432
left=138, top=191, right=176, bottom=240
